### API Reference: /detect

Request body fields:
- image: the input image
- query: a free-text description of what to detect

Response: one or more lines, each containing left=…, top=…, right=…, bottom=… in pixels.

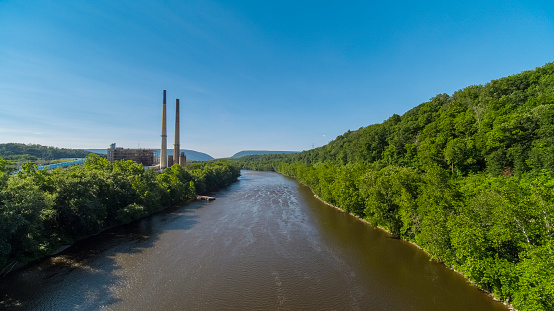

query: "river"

left=0, top=170, right=509, bottom=310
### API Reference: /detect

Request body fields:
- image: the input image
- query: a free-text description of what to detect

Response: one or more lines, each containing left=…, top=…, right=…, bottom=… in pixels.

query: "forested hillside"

left=0, top=143, right=94, bottom=162
left=234, top=62, right=554, bottom=311
left=0, top=155, right=240, bottom=275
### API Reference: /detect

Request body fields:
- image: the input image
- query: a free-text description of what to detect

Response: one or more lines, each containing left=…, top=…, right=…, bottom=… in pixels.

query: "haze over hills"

left=86, top=149, right=214, bottom=161
left=230, top=150, right=299, bottom=159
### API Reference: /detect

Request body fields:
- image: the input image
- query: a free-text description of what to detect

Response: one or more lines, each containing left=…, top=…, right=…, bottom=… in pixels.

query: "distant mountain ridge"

left=86, top=148, right=214, bottom=161
left=230, top=150, right=298, bottom=159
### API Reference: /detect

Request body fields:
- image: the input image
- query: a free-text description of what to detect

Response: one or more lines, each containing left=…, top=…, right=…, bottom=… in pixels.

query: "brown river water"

left=0, top=170, right=509, bottom=310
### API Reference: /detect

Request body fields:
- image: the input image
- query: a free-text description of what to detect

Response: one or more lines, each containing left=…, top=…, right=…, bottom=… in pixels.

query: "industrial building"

left=107, top=143, right=157, bottom=166
left=107, top=90, right=186, bottom=169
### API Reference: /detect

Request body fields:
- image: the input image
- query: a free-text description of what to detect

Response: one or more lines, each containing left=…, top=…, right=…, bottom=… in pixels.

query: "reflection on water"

left=0, top=170, right=508, bottom=310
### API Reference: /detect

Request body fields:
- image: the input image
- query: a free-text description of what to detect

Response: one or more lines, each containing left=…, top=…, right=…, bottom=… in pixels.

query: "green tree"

left=444, top=138, right=467, bottom=174
left=358, top=166, right=420, bottom=237
left=513, top=243, right=554, bottom=311
left=0, top=173, right=55, bottom=267
left=415, top=166, right=457, bottom=264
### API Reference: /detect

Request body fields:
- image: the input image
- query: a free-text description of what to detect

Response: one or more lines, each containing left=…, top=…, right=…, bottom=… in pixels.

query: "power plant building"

left=106, top=90, right=187, bottom=169
left=106, top=89, right=186, bottom=169
left=107, top=144, right=157, bottom=166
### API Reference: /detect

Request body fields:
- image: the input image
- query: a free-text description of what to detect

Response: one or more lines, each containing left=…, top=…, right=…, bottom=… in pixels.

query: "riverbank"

left=311, top=190, right=516, bottom=311
left=0, top=156, right=240, bottom=277
left=1, top=195, right=206, bottom=277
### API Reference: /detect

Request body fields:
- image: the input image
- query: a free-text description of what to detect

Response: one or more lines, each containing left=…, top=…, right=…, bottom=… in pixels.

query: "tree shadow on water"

left=0, top=203, right=202, bottom=310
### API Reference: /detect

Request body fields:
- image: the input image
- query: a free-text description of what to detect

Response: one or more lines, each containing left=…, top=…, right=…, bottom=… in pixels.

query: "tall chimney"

left=160, top=90, right=167, bottom=169
left=174, top=98, right=180, bottom=166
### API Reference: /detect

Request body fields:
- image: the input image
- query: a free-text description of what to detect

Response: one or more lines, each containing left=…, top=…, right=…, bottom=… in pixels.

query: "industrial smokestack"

left=174, top=98, right=180, bottom=166
left=160, top=90, right=167, bottom=169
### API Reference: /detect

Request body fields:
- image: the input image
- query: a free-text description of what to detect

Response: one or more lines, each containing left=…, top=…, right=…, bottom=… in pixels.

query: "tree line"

left=0, top=143, right=95, bottom=163
left=233, top=62, right=554, bottom=311
left=0, top=155, right=240, bottom=274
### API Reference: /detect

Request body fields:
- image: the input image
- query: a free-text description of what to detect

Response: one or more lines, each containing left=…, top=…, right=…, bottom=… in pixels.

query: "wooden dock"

left=197, top=195, right=216, bottom=201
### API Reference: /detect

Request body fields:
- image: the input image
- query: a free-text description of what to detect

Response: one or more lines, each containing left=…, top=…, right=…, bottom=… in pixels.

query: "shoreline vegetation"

left=311, top=189, right=516, bottom=311
left=0, top=154, right=240, bottom=276
left=233, top=62, right=554, bottom=311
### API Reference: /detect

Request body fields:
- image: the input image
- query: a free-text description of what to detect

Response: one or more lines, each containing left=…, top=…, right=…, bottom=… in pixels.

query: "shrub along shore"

left=0, top=155, right=240, bottom=275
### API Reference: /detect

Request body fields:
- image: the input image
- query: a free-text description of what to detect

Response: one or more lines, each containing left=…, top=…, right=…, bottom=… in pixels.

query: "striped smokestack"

left=174, top=99, right=180, bottom=166
left=160, top=90, right=167, bottom=169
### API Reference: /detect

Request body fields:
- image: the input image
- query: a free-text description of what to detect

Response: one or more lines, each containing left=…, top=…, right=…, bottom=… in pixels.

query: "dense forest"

left=0, top=143, right=94, bottom=162
left=233, top=62, right=554, bottom=311
left=0, top=155, right=240, bottom=275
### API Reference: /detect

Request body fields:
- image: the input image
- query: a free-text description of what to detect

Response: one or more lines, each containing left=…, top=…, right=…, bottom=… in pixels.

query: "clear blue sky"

left=1, top=0, right=553, bottom=158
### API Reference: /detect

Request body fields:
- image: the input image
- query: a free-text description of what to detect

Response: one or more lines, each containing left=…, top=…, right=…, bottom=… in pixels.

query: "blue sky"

left=1, top=0, right=553, bottom=158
